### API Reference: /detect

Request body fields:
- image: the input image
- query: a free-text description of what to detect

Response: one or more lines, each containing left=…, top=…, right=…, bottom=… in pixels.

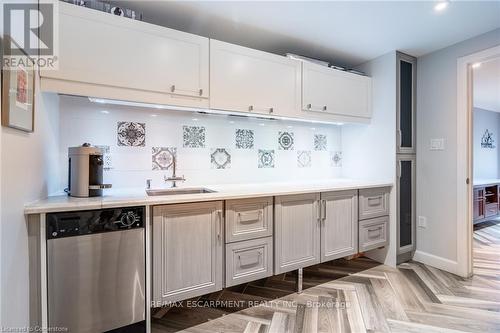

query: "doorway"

left=457, top=45, right=500, bottom=278
left=471, top=57, right=500, bottom=277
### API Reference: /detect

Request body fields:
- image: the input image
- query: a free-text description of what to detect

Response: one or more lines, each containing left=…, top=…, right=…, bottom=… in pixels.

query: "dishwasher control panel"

left=47, top=206, right=145, bottom=239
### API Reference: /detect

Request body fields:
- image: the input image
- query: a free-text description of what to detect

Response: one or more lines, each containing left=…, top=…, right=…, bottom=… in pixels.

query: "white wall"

left=473, top=107, right=500, bottom=179
left=58, top=96, right=342, bottom=191
left=415, top=28, right=500, bottom=273
left=0, top=83, right=60, bottom=327
left=343, top=51, right=397, bottom=265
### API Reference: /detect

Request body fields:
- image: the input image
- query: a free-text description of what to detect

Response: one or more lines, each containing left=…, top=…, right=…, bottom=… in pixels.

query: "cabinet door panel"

left=397, top=52, right=417, bottom=153
left=152, top=201, right=223, bottom=304
left=210, top=40, right=301, bottom=116
left=397, top=156, right=416, bottom=257
left=274, top=193, right=321, bottom=274
left=321, top=190, right=358, bottom=262
left=43, top=2, right=209, bottom=99
left=302, top=62, right=372, bottom=119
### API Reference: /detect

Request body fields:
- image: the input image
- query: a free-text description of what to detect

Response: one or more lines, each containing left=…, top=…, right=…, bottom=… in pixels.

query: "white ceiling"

left=474, top=57, right=500, bottom=113
left=113, top=1, right=500, bottom=67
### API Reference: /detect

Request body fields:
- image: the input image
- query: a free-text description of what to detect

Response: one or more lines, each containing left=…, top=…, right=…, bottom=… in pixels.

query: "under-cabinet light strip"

left=87, top=97, right=344, bottom=126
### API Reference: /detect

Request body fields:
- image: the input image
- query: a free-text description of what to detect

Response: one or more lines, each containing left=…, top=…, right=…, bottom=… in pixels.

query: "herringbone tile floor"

left=153, top=221, right=500, bottom=332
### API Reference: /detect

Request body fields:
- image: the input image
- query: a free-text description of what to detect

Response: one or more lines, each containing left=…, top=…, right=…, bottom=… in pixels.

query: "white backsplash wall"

left=59, top=96, right=342, bottom=190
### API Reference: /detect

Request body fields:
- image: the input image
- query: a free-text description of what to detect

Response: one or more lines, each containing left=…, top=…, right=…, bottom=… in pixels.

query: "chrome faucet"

left=164, top=156, right=185, bottom=188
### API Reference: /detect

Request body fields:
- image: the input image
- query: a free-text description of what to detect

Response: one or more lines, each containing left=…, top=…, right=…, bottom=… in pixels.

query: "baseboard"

left=413, top=250, right=462, bottom=276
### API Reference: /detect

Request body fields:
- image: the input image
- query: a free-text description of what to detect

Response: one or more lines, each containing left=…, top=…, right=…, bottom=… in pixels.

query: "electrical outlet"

left=430, top=138, right=445, bottom=151
left=418, top=216, right=427, bottom=228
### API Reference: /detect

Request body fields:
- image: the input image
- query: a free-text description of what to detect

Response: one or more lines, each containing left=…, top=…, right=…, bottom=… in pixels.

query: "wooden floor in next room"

left=152, top=221, right=500, bottom=333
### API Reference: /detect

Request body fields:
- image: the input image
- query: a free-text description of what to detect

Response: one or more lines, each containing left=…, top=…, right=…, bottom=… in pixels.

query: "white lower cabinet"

left=359, top=216, right=389, bottom=252
left=320, top=190, right=359, bottom=262
left=274, top=193, right=321, bottom=274
left=152, top=201, right=224, bottom=304
left=225, top=237, right=273, bottom=287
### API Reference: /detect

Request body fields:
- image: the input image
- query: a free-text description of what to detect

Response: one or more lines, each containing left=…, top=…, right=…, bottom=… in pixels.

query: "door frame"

left=457, top=45, right=500, bottom=277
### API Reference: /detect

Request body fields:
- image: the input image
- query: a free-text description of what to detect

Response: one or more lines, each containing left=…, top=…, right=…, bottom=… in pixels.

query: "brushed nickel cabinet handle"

left=170, top=85, right=204, bottom=97
left=321, top=199, right=327, bottom=221
left=217, top=211, right=222, bottom=241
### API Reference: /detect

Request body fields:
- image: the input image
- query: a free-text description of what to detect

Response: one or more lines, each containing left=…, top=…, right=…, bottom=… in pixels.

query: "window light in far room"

left=472, top=62, right=482, bottom=69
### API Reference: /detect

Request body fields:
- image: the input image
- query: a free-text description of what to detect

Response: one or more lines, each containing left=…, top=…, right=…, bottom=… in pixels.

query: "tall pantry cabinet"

left=396, top=52, right=417, bottom=263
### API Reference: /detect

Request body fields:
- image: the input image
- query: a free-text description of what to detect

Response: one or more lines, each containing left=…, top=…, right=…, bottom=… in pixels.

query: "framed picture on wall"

left=1, top=35, right=35, bottom=133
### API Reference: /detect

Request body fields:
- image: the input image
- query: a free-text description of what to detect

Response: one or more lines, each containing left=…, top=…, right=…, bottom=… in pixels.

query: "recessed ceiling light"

left=434, top=1, right=449, bottom=12
left=472, top=62, right=482, bottom=69
left=150, top=114, right=158, bottom=117
left=259, top=123, right=265, bottom=127
left=100, top=110, right=109, bottom=114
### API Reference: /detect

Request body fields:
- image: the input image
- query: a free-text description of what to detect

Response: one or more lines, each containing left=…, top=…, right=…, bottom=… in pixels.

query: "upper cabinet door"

left=302, top=62, right=372, bottom=119
left=210, top=39, right=301, bottom=117
left=397, top=52, right=417, bottom=154
left=42, top=2, right=209, bottom=99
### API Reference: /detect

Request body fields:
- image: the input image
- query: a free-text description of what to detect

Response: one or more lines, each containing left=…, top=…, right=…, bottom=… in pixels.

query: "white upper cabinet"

left=302, top=62, right=372, bottom=119
left=210, top=39, right=301, bottom=117
left=42, top=2, right=209, bottom=104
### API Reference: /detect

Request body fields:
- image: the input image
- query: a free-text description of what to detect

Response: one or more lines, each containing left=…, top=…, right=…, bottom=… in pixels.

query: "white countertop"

left=474, top=179, right=500, bottom=187
left=24, top=179, right=393, bottom=214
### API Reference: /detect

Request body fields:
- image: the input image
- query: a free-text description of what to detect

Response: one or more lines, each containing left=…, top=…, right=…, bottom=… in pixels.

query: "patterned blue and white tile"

left=152, top=147, right=177, bottom=170
left=211, top=148, right=231, bottom=169
left=278, top=131, right=294, bottom=150
left=297, top=150, right=312, bottom=168
left=331, top=151, right=342, bottom=167
left=96, top=145, right=113, bottom=170
left=314, top=134, right=327, bottom=151
left=117, top=122, right=146, bottom=147
left=258, top=149, right=275, bottom=168
left=183, top=125, right=206, bottom=148
left=235, top=129, right=254, bottom=149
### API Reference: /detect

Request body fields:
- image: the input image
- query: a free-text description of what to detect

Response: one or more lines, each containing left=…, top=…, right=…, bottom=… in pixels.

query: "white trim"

left=40, top=213, right=48, bottom=330
left=413, top=250, right=459, bottom=275
left=456, top=45, right=500, bottom=278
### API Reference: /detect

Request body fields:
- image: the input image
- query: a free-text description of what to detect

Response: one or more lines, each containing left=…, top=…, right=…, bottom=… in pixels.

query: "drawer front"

left=485, top=203, right=498, bottom=218
left=226, top=197, right=273, bottom=243
left=225, top=237, right=273, bottom=287
left=359, top=216, right=388, bottom=252
left=359, top=187, right=390, bottom=220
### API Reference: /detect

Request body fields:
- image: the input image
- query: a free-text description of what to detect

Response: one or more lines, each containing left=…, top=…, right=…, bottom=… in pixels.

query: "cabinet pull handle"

left=321, top=200, right=327, bottom=221
left=317, top=200, right=322, bottom=222
left=249, top=105, right=274, bottom=113
left=217, top=210, right=222, bottom=241
left=367, top=196, right=382, bottom=207
left=397, top=129, right=402, bottom=148
left=367, top=226, right=382, bottom=232
left=170, top=85, right=204, bottom=96
left=307, top=104, right=327, bottom=112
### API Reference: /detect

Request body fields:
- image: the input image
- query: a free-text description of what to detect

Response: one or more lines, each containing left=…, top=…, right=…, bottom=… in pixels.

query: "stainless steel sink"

left=146, top=187, right=216, bottom=196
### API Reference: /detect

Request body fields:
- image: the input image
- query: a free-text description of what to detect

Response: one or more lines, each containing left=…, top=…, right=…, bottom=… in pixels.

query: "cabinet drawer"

left=359, top=216, right=388, bottom=252
left=225, top=237, right=273, bottom=287
left=485, top=203, right=498, bottom=218
left=225, top=197, right=273, bottom=243
left=359, top=187, right=390, bottom=220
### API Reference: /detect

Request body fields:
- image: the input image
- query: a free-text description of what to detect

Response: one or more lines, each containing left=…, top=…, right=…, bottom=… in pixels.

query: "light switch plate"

left=418, top=216, right=427, bottom=228
left=430, top=138, right=445, bottom=151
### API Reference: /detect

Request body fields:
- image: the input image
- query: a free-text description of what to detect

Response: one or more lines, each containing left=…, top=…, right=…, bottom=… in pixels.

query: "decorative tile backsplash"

left=235, top=129, right=254, bottom=149
left=58, top=96, right=342, bottom=189
left=152, top=147, right=176, bottom=170
left=278, top=131, right=294, bottom=150
left=211, top=148, right=231, bottom=169
left=183, top=125, right=206, bottom=148
left=258, top=149, right=275, bottom=168
left=297, top=150, right=312, bottom=168
left=117, top=121, right=146, bottom=146
left=314, top=134, right=327, bottom=151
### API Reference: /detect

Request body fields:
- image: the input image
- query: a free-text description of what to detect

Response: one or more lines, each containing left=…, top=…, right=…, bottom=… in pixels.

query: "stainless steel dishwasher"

left=46, top=206, right=146, bottom=333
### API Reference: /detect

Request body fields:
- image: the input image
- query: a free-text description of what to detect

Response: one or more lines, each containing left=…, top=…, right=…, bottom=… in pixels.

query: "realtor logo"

left=2, top=0, right=59, bottom=69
